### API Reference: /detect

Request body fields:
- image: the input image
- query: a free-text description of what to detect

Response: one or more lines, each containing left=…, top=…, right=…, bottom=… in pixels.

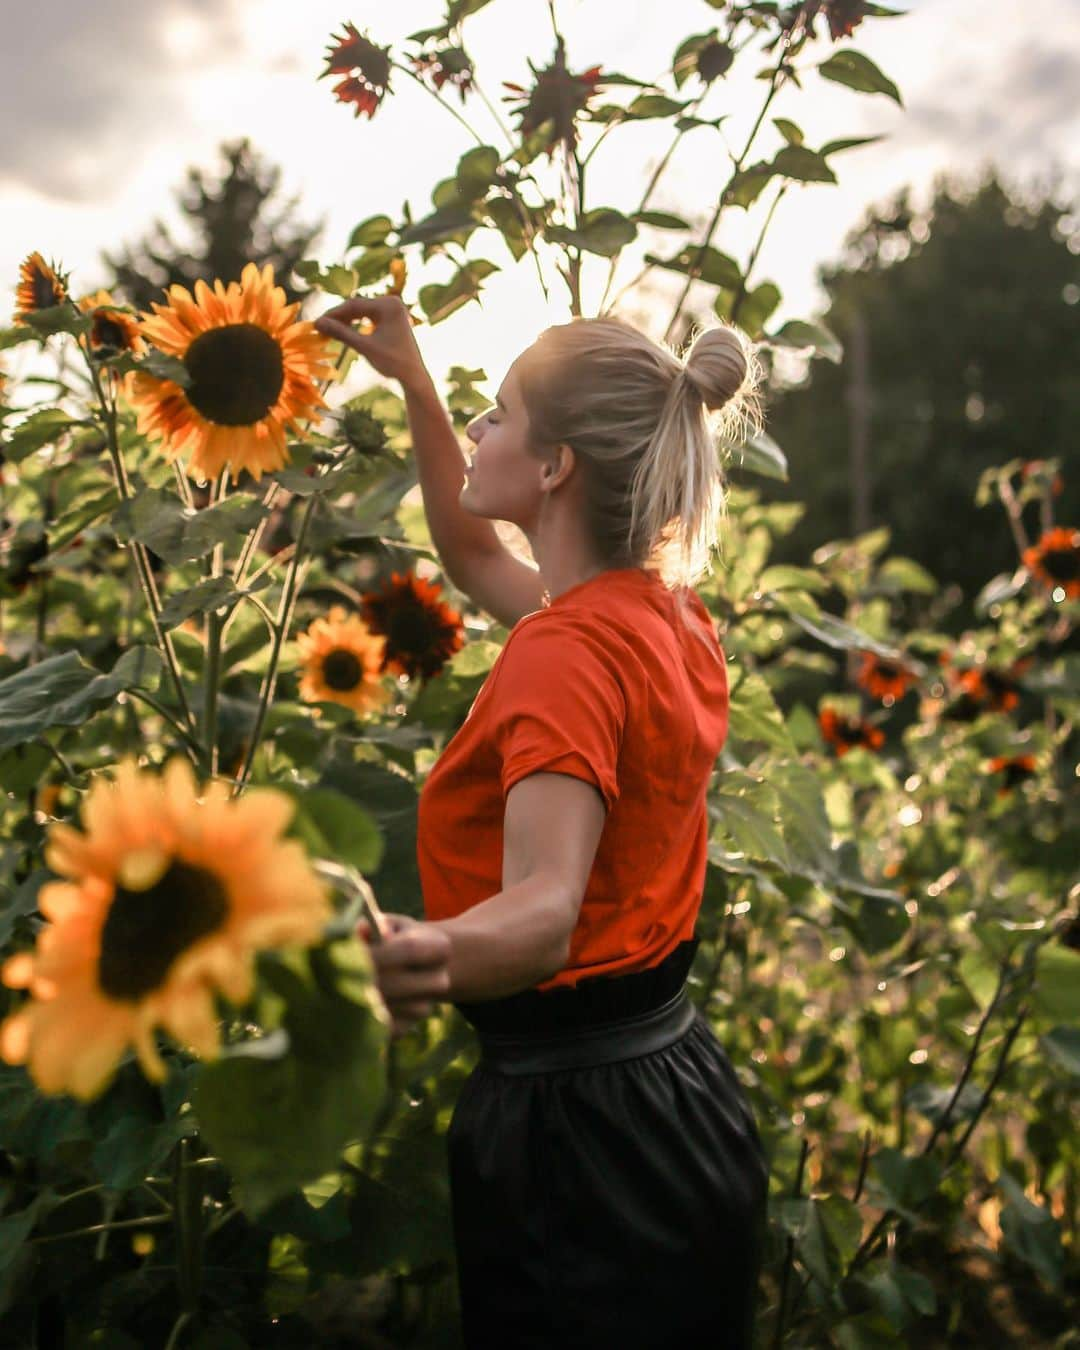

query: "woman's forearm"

left=401, top=369, right=503, bottom=580
left=428, top=872, right=580, bottom=1002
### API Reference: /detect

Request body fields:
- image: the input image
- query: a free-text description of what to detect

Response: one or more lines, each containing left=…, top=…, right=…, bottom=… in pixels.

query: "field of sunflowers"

left=0, top=2, right=1076, bottom=1346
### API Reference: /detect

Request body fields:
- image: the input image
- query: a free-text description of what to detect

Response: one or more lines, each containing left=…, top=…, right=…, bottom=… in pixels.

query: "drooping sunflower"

left=855, top=652, right=917, bottom=707
left=14, top=251, right=66, bottom=322
left=796, top=0, right=871, bottom=41
left=126, top=262, right=334, bottom=484
left=322, top=22, right=392, bottom=118
left=297, top=605, right=392, bottom=713
left=503, top=38, right=603, bottom=158
left=360, top=571, right=465, bottom=682
left=411, top=46, right=474, bottom=102
left=0, top=756, right=331, bottom=1101
left=77, top=289, right=144, bottom=356
left=818, top=707, right=885, bottom=757
left=1022, top=526, right=1080, bottom=600
left=984, top=753, right=1037, bottom=796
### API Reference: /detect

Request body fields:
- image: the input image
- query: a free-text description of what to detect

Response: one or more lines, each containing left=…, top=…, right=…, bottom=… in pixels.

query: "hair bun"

left=682, top=324, right=750, bottom=412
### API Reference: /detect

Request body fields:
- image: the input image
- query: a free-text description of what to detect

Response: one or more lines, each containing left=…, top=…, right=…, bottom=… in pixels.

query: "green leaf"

left=193, top=940, right=389, bottom=1218
left=547, top=208, right=637, bottom=258
left=767, top=319, right=843, bottom=362
left=998, top=1171, right=1064, bottom=1290
left=456, top=145, right=501, bottom=200
left=1, top=409, right=87, bottom=463
left=645, top=244, right=741, bottom=288
left=0, top=326, right=39, bottom=351
left=727, top=670, right=798, bottom=753
left=624, top=94, right=689, bottom=119
left=280, top=785, right=384, bottom=875
left=346, top=215, right=394, bottom=250
left=730, top=281, right=782, bottom=338
left=159, top=576, right=267, bottom=628
left=876, top=556, right=938, bottom=595
left=729, top=430, right=789, bottom=481
left=23, top=304, right=91, bottom=339
left=418, top=259, right=500, bottom=324
left=398, top=205, right=478, bottom=247
left=773, top=117, right=804, bottom=146
left=137, top=347, right=192, bottom=387
left=773, top=145, right=837, bottom=184
left=633, top=210, right=691, bottom=230
left=819, top=134, right=885, bottom=156
left=758, top=565, right=829, bottom=594
left=0, top=647, right=163, bottom=754
left=725, top=162, right=776, bottom=210
left=113, top=489, right=268, bottom=566
left=1040, top=1026, right=1080, bottom=1077
left=818, top=50, right=903, bottom=106
left=47, top=486, right=121, bottom=551
left=783, top=607, right=900, bottom=661
left=1033, top=945, right=1080, bottom=1024
left=867, top=1148, right=942, bottom=1221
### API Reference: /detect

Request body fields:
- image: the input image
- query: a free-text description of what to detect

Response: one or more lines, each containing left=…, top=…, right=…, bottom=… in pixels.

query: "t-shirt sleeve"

left=493, top=616, right=627, bottom=812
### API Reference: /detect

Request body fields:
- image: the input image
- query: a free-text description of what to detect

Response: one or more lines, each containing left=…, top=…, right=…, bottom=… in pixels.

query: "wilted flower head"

left=14, top=252, right=67, bottom=322
left=503, top=38, right=603, bottom=159
left=322, top=22, right=392, bottom=119
left=410, top=45, right=474, bottom=102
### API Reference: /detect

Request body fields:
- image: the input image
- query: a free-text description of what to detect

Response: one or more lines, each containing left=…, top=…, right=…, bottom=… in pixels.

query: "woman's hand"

left=314, top=294, right=428, bottom=390
left=356, top=913, right=452, bottom=1037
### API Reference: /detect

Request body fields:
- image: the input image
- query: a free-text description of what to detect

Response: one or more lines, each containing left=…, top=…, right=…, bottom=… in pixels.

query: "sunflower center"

left=93, top=316, right=128, bottom=349
left=184, top=323, right=285, bottom=426
left=388, top=606, right=435, bottom=651
left=32, top=269, right=57, bottom=310
left=322, top=647, right=364, bottom=691
left=98, top=859, right=229, bottom=1002
left=1043, top=547, right=1079, bottom=583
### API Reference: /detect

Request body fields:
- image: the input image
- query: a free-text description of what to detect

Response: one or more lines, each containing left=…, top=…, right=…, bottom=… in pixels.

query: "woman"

left=315, top=295, right=771, bottom=1350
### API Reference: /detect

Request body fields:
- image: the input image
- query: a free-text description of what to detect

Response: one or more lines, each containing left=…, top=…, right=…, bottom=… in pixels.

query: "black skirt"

left=448, top=940, right=769, bottom=1350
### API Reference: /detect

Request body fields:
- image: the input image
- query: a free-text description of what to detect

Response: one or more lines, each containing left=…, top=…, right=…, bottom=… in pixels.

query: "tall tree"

left=103, top=138, right=323, bottom=311
left=762, top=169, right=1080, bottom=611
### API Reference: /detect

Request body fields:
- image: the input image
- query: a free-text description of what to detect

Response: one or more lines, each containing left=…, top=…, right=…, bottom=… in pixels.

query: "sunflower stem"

left=201, top=471, right=228, bottom=777
left=87, top=359, right=199, bottom=744
left=233, top=495, right=319, bottom=796
left=173, top=1139, right=204, bottom=1319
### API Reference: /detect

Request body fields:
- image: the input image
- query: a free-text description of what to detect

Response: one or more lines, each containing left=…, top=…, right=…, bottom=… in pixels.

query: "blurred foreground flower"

left=77, top=289, right=144, bottom=356
left=984, top=753, right=1037, bottom=796
left=855, top=651, right=917, bottom=706
left=13, top=251, right=66, bottom=322
left=411, top=45, right=474, bottom=101
left=0, top=756, right=331, bottom=1101
left=297, top=605, right=391, bottom=713
left=1022, top=526, right=1080, bottom=600
left=360, top=570, right=465, bottom=681
left=127, top=262, right=334, bottom=484
left=322, top=22, right=392, bottom=118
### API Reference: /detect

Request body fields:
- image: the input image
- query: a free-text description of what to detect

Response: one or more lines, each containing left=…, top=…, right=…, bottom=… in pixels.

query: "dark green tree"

left=103, top=138, right=323, bottom=311
left=763, top=168, right=1080, bottom=614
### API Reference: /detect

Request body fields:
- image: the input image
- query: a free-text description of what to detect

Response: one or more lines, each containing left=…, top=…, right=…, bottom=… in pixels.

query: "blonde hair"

left=515, top=316, right=764, bottom=609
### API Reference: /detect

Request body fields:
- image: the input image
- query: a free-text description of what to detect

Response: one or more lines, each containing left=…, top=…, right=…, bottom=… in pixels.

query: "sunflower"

left=411, top=46, right=474, bottom=102
left=855, top=652, right=917, bottom=706
left=984, top=753, right=1037, bottom=796
left=0, top=756, right=330, bottom=1101
left=13, top=252, right=66, bottom=322
left=77, top=289, right=144, bottom=356
left=297, top=605, right=392, bottom=713
left=1022, top=526, right=1080, bottom=599
left=322, top=23, right=392, bottom=119
left=818, top=706, right=885, bottom=757
left=796, top=1, right=871, bottom=40
left=503, top=38, right=603, bottom=158
left=126, top=263, right=334, bottom=484
left=360, top=571, right=465, bottom=682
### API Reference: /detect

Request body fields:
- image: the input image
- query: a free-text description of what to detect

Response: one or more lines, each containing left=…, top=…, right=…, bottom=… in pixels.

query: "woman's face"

left=461, top=357, right=548, bottom=527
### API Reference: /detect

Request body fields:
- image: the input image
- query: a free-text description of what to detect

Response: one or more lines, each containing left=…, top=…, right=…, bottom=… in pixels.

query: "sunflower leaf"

left=817, top=49, right=903, bottom=106
left=1, top=409, right=89, bottom=464
left=136, top=348, right=192, bottom=388
left=0, top=647, right=163, bottom=755
left=158, top=576, right=269, bottom=629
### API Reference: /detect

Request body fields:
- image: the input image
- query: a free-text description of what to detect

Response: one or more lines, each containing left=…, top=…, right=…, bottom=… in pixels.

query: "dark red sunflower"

left=938, top=651, right=1030, bottom=718
left=359, top=571, right=465, bottom=682
left=983, top=753, right=1036, bottom=796
left=410, top=46, right=474, bottom=103
left=818, top=707, right=885, bottom=757
left=797, top=1, right=872, bottom=40
left=855, top=652, right=917, bottom=706
left=14, top=252, right=66, bottom=322
left=503, top=38, right=603, bottom=159
left=322, top=23, right=392, bottom=119
left=1022, top=526, right=1080, bottom=599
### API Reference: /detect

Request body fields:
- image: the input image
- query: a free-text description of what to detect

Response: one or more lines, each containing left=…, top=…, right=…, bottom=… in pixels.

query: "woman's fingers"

left=313, top=314, right=372, bottom=353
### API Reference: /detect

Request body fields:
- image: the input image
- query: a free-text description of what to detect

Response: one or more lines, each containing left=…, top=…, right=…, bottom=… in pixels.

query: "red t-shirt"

left=416, top=566, right=729, bottom=991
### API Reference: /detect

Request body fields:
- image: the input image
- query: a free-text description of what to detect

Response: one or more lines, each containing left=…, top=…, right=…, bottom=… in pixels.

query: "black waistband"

left=455, top=937, right=699, bottom=1037
left=475, top=987, right=698, bottom=1075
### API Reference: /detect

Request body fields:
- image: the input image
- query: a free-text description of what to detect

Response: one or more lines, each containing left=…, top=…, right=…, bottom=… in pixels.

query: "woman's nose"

left=465, top=418, right=481, bottom=444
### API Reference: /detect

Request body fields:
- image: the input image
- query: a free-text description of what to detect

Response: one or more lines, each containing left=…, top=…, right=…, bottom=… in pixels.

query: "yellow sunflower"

left=297, top=605, right=392, bottom=713
left=126, top=262, right=334, bottom=484
left=0, top=756, right=331, bottom=1101
left=77, top=289, right=144, bottom=355
left=14, top=251, right=67, bottom=322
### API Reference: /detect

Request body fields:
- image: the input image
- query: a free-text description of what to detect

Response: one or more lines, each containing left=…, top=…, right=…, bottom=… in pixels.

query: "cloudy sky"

left=1, top=0, right=1077, bottom=392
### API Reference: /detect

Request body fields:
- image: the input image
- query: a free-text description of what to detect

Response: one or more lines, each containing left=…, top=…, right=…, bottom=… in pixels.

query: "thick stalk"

left=173, top=1139, right=204, bottom=1320
left=200, top=472, right=227, bottom=776
left=771, top=1136, right=811, bottom=1349
left=88, top=361, right=198, bottom=740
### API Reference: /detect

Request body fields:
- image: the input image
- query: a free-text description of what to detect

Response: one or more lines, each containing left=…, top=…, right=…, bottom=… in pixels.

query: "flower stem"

left=30, top=1212, right=172, bottom=1245
left=201, top=471, right=228, bottom=777
left=173, top=1139, right=204, bottom=1320
left=233, top=494, right=319, bottom=795
left=87, top=359, right=198, bottom=742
